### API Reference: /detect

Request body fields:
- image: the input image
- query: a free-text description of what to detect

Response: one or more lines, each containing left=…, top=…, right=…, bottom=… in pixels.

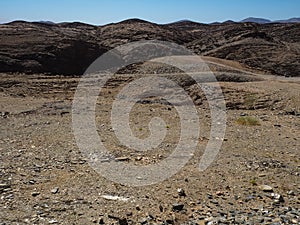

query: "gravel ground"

left=0, top=72, right=299, bottom=224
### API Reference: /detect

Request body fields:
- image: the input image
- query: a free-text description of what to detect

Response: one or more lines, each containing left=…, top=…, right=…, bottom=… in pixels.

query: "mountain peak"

left=117, top=18, right=155, bottom=25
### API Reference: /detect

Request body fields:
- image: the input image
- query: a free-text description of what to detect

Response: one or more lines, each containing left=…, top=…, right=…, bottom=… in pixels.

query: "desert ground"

left=0, top=57, right=299, bottom=224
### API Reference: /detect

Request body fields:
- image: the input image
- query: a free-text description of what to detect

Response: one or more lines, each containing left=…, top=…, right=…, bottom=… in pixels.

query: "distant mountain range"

left=0, top=18, right=299, bottom=77
left=239, top=17, right=300, bottom=24
left=9, top=17, right=300, bottom=26
left=170, top=17, right=300, bottom=26
left=174, top=17, right=300, bottom=25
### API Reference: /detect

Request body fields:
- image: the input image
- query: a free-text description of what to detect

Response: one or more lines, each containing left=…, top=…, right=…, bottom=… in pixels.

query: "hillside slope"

left=0, top=19, right=299, bottom=76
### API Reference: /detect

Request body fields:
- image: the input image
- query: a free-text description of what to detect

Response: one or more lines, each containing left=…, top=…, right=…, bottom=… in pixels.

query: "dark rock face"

left=0, top=20, right=299, bottom=76
left=0, top=21, right=107, bottom=75
left=0, top=39, right=106, bottom=75
left=32, top=39, right=106, bottom=75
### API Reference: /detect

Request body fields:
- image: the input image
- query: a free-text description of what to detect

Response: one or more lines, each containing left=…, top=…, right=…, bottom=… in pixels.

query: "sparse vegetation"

left=244, top=93, right=257, bottom=109
left=236, top=116, right=261, bottom=126
left=250, top=179, right=258, bottom=186
left=1, top=69, right=299, bottom=224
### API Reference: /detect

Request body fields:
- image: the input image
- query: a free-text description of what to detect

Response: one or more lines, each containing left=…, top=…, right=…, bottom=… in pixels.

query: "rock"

left=29, top=180, right=36, bottom=185
left=172, top=203, right=184, bottom=211
left=49, top=219, right=58, bottom=224
left=177, top=188, right=186, bottom=197
left=271, top=193, right=284, bottom=203
left=159, top=205, right=163, bottom=212
left=165, top=219, right=175, bottom=224
left=107, top=215, right=128, bottom=225
left=259, top=185, right=273, bottom=192
left=31, top=192, right=40, bottom=197
left=51, top=187, right=59, bottom=194
left=139, top=218, right=148, bottom=224
left=215, top=191, right=224, bottom=196
left=0, top=183, right=10, bottom=189
left=136, top=156, right=142, bottom=161
left=115, top=157, right=130, bottom=161
left=207, top=193, right=213, bottom=199
left=287, top=190, right=295, bottom=196
left=0, top=111, right=10, bottom=118
left=100, top=195, right=130, bottom=202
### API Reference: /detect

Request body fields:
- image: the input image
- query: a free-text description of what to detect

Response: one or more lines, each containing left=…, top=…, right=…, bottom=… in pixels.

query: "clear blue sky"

left=0, top=0, right=299, bottom=25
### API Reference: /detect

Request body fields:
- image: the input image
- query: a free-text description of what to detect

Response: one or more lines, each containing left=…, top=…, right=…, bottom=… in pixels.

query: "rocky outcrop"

left=0, top=21, right=107, bottom=75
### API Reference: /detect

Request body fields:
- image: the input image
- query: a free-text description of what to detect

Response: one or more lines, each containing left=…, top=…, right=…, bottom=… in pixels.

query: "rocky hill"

left=0, top=19, right=299, bottom=76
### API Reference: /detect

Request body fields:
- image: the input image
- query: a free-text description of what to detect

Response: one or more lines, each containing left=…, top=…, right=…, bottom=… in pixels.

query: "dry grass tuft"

left=236, top=116, right=261, bottom=126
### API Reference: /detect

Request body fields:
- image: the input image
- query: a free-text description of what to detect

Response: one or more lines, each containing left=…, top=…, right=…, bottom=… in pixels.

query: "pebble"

left=259, top=185, right=273, bottom=192
left=31, top=192, right=40, bottom=197
left=287, top=190, right=295, bottom=195
left=271, top=193, right=284, bottom=203
left=159, top=205, right=163, bottom=212
left=115, top=157, right=129, bottom=161
left=49, top=219, right=58, bottom=224
left=51, top=187, right=59, bottom=194
left=29, top=180, right=36, bottom=185
left=172, top=203, right=184, bottom=211
left=139, top=217, right=148, bottom=224
left=177, top=188, right=186, bottom=197
left=207, top=193, right=213, bottom=199
left=101, top=195, right=130, bottom=202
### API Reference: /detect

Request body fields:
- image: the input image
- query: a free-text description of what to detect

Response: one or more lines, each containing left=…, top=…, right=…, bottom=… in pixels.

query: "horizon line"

left=1, top=16, right=300, bottom=26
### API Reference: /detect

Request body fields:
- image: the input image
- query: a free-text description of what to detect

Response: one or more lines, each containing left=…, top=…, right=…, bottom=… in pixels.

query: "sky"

left=0, top=0, right=299, bottom=25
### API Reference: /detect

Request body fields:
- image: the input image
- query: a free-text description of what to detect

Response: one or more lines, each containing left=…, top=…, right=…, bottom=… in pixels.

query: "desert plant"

left=244, top=93, right=257, bottom=109
left=250, top=179, right=257, bottom=186
left=236, top=116, right=260, bottom=126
